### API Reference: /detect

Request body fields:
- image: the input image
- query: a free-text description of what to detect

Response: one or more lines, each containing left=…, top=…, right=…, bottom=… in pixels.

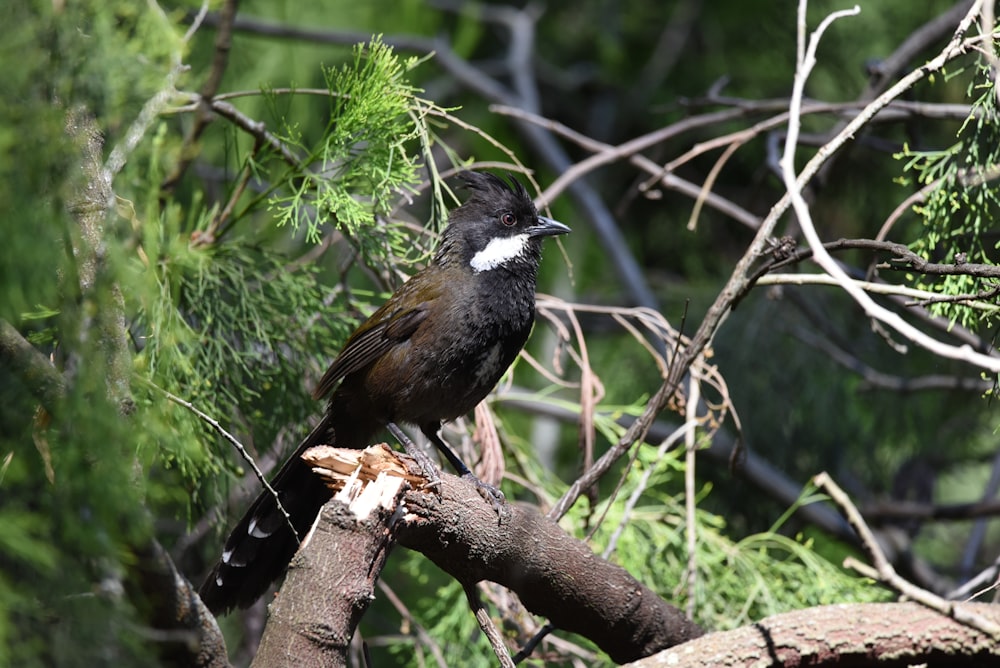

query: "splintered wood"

left=301, top=444, right=428, bottom=520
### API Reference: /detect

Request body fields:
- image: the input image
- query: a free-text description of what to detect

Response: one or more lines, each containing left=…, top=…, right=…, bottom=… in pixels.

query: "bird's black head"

left=436, top=172, right=570, bottom=274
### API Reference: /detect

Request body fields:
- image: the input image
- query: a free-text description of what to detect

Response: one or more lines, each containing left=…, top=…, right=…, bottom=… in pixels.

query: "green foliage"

left=582, top=446, right=887, bottom=637
left=134, top=237, right=349, bottom=479
left=370, top=441, right=886, bottom=666
left=897, top=62, right=1000, bottom=331
left=5, top=0, right=997, bottom=665
left=269, top=38, right=424, bottom=262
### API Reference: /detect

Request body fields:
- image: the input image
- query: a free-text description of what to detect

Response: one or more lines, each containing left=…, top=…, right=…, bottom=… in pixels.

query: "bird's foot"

left=406, top=444, right=444, bottom=493
left=460, top=471, right=506, bottom=517
left=389, top=422, right=444, bottom=492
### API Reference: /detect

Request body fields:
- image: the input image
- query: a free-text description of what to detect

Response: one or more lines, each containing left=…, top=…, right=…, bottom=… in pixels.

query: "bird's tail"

left=199, top=414, right=335, bottom=614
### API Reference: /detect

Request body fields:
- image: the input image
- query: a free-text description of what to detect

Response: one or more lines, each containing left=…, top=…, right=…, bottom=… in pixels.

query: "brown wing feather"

left=312, top=296, right=432, bottom=400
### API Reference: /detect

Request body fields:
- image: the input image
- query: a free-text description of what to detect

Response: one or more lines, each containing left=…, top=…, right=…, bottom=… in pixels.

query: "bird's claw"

left=461, top=472, right=507, bottom=518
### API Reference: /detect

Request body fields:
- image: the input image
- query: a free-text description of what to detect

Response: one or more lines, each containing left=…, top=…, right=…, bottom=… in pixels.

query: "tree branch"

left=628, top=601, right=1000, bottom=667
left=125, top=538, right=231, bottom=668
left=780, top=0, right=1000, bottom=375
left=251, top=471, right=407, bottom=668
left=162, top=0, right=241, bottom=193
left=397, top=472, right=703, bottom=663
left=0, top=319, right=65, bottom=412
left=296, top=445, right=702, bottom=664
left=815, top=472, right=1000, bottom=640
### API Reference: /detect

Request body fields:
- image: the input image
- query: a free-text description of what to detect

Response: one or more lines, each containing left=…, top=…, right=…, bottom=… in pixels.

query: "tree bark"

left=396, top=474, right=703, bottom=664
left=237, top=448, right=1000, bottom=667
left=251, top=470, right=407, bottom=668
left=270, top=445, right=702, bottom=664
left=627, top=601, right=1000, bottom=667
left=126, top=538, right=231, bottom=668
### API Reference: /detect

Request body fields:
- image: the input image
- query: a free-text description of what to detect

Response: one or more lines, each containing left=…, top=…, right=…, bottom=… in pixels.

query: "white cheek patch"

left=470, top=234, right=530, bottom=273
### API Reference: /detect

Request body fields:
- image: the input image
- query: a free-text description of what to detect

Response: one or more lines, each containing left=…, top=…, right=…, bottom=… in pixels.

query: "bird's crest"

left=459, top=171, right=531, bottom=205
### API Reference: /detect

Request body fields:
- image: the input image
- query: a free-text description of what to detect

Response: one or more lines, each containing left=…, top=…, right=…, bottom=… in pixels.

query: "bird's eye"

left=500, top=212, right=516, bottom=226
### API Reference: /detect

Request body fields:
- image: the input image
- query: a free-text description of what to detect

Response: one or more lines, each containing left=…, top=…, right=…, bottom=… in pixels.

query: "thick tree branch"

left=629, top=601, right=1000, bottom=667
left=297, top=446, right=702, bottom=664
left=126, top=538, right=231, bottom=668
left=251, top=474, right=407, bottom=668
left=396, top=473, right=703, bottom=663
left=64, top=108, right=135, bottom=415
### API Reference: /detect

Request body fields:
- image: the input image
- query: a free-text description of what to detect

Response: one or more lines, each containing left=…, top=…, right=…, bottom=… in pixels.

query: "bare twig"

left=949, top=553, right=1000, bottom=602
left=791, top=323, right=992, bottom=394
left=756, top=272, right=1000, bottom=315
left=206, top=99, right=304, bottom=169
left=151, top=383, right=299, bottom=542
left=600, top=421, right=693, bottom=560
left=463, top=582, right=515, bottom=668
left=197, top=136, right=264, bottom=246
left=779, top=0, right=1000, bottom=374
left=683, top=374, right=700, bottom=619
left=162, top=0, right=240, bottom=193
left=815, top=472, right=1000, bottom=640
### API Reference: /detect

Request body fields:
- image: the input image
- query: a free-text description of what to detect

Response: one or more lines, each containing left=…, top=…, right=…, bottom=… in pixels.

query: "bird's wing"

left=312, top=302, right=430, bottom=400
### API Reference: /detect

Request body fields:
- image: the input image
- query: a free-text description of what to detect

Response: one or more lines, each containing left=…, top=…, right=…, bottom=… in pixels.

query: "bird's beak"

left=528, top=216, right=571, bottom=238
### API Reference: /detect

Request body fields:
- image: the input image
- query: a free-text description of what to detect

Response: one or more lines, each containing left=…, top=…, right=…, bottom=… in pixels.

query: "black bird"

left=200, top=171, right=570, bottom=613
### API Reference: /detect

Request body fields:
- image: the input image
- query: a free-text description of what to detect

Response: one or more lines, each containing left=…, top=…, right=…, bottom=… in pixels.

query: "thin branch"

left=600, top=421, right=693, bottom=560
left=683, top=375, right=700, bottom=619
left=815, top=472, right=1000, bottom=640
left=196, top=135, right=264, bottom=246
left=792, top=323, right=992, bottom=394
left=463, top=583, right=515, bottom=668
left=757, top=272, right=1000, bottom=315
left=949, top=553, right=1000, bottom=601
left=862, top=0, right=978, bottom=98
left=499, top=390, right=854, bottom=542
left=861, top=497, right=1000, bottom=522
left=162, top=0, right=240, bottom=193
left=780, top=0, right=1000, bottom=374
left=206, top=99, right=304, bottom=169
left=748, top=236, right=1000, bottom=301
left=150, top=382, right=299, bottom=543
left=511, top=623, right=555, bottom=665
left=494, top=103, right=764, bottom=229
